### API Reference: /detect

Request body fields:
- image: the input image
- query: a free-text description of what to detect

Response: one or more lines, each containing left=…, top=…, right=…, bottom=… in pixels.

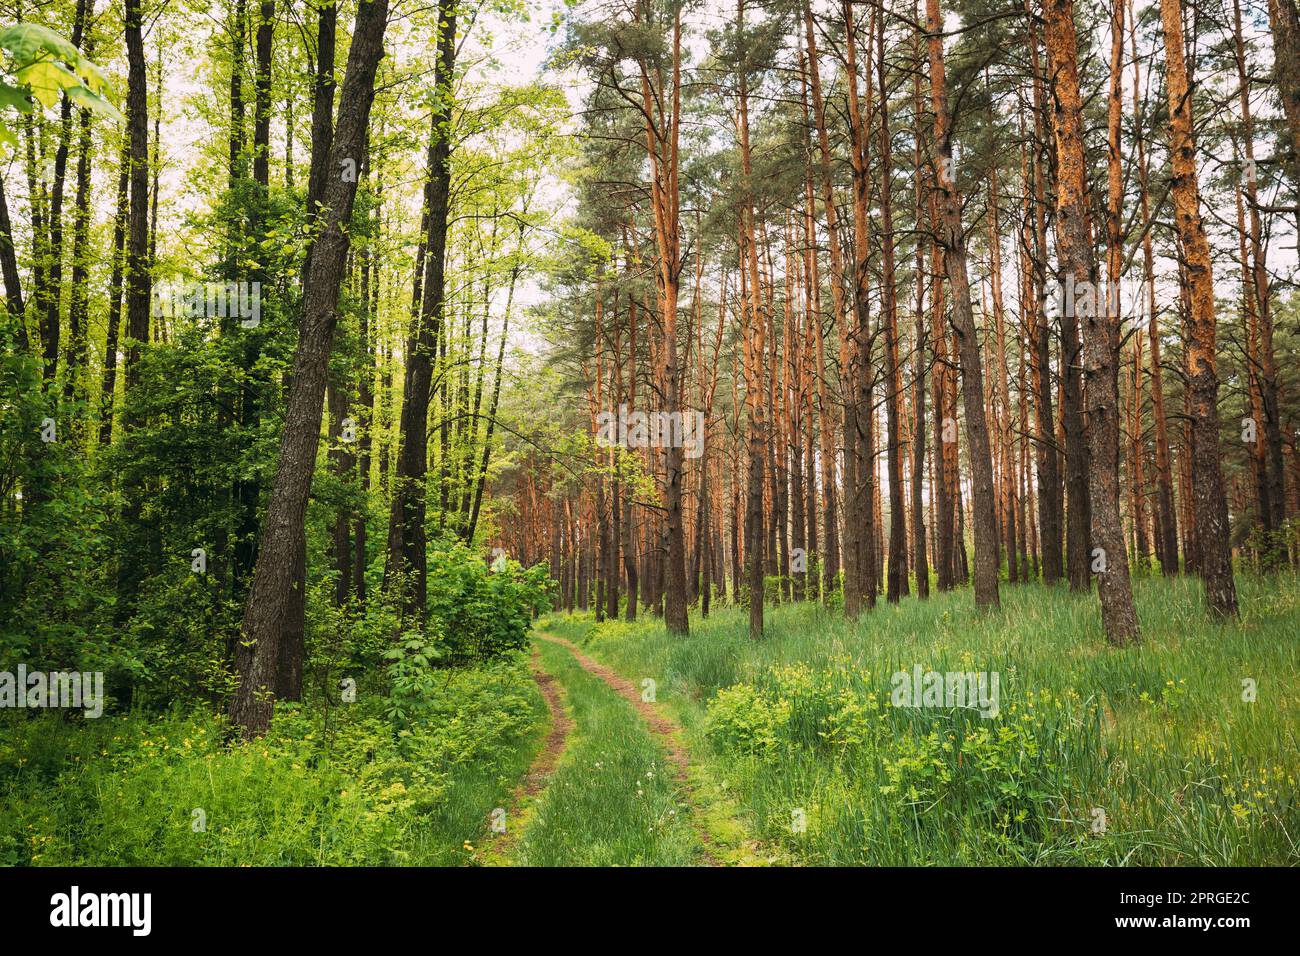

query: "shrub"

left=0, top=657, right=542, bottom=866
left=426, top=541, right=551, bottom=664
left=705, top=683, right=791, bottom=761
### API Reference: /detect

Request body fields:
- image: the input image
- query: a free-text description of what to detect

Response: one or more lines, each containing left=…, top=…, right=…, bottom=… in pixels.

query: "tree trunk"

left=387, top=0, right=455, bottom=624
left=1046, top=0, right=1139, bottom=643
left=739, top=0, right=765, bottom=638
left=877, top=13, right=905, bottom=603
left=1159, top=0, right=1238, bottom=617
left=1234, top=0, right=1287, bottom=559
left=1127, top=9, right=1179, bottom=575
left=63, top=13, right=95, bottom=419
left=802, top=1, right=843, bottom=600
left=117, top=0, right=153, bottom=616
left=644, top=7, right=688, bottom=635
left=925, top=0, right=999, bottom=609
left=232, top=0, right=390, bottom=735
left=97, top=140, right=130, bottom=445
left=910, top=57, right=930, bottom=598
left=1266, top=0, right=1300, bottom=207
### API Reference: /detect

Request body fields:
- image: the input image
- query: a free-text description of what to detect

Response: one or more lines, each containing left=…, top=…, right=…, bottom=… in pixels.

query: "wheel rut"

left=534, top=632, right=723, bottom=866
left=479, top=647, right=573, bottom=864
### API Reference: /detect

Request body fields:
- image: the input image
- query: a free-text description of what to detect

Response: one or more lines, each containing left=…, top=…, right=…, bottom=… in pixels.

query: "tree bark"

left=802, top=1, right=843, bottom=600
left=1159, top=0, right=1238, bottom=617
left=1234, top=0, right=1287, bottom=557
left=97, top=140, right=130, bottom=446
left=387, top=0, right=455, bottom=624
left=877, top=12, right=905, bottom=603
left=1046, top=0, right=1139, bottom=643
left=232, top=0, right=390, bottom=734
left=1266, top=0, right=1300, bottom=208
left=925, top=0, right=999, bottom=609
left=122, top=0, right=151, bottom=398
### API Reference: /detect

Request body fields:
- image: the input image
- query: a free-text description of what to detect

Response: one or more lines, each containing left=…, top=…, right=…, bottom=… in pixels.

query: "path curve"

left=534, top=632, right=722, bottom=866
left=481, top=647, right=573, bottom=864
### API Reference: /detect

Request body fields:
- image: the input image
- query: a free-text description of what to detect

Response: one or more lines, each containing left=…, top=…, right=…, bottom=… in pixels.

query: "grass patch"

left=546, top=573, right=1300, bottom=865
left=513, top=637, right=704, bottom=866
left=0, top=657, right=547, bottom=866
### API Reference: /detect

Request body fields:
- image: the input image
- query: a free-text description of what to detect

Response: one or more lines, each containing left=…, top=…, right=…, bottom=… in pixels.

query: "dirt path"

left=480, top=648, right=573, bottom=864
left=519, top=652, right=573, bottom=794
left=534, top=632, right=723, bottom=866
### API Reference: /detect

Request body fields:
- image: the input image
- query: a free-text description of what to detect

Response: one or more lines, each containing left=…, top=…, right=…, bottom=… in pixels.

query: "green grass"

left=545, top=573, right=1300, bottom=865
left=511, top=637, right=705, bottom=866
left=0, top=658, right=547, bottom=866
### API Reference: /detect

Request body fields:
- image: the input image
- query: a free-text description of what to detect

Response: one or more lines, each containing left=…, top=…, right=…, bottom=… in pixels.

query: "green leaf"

left=66, top=83, right=123, bottom=123
left=15, top=59, right=80, bottom=109
left=71, top=55, right=107, bottom=94
left=0, top=23, right=79, bottom=68
left=0, top=79, right=32, bottom=113
left=0, top=25, right=120, bottom=122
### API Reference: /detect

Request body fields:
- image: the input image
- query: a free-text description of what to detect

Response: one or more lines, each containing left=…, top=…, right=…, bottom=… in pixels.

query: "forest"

left=0, top=0, right=1297, bottom=869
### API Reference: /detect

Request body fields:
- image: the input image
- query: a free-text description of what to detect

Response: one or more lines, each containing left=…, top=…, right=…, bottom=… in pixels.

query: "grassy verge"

left=546, top=573, right=1300, bottom=865
left=512, top=636, right=704, bottom=866
left=0, top=657, right=547, bottom=866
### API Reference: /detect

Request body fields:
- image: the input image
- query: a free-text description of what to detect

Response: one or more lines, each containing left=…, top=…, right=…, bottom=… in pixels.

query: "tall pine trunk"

left=1045, top=0, right=1139, bottom=643
left=1159, top=0, right=1238, bottom=617
left=925, top=0, right=999, bottom=609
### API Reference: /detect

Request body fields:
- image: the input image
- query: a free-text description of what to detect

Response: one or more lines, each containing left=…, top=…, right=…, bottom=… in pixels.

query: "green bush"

left=426, top=540, right=551, bottom=664
left=705, top=683, right=791, bottom=761
left=0, top=657, right=543, bottom=866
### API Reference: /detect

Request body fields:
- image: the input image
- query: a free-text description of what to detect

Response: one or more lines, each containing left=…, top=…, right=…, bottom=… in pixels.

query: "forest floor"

left=478, top=649, right=574, bottom=865
left=4, top=574, right=1295, bottom=866
left=484, top=631, right=774, bottom=865
left=539, top=572, right=1300, bottom=866
left=0, top=655, right=547, bottom=866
